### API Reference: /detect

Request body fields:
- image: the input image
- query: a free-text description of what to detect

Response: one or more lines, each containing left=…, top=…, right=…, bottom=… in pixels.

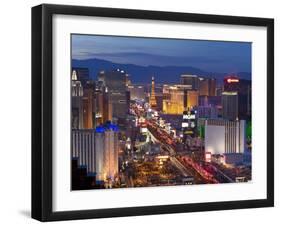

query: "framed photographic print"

left=32, top=4, right=274, bottom=221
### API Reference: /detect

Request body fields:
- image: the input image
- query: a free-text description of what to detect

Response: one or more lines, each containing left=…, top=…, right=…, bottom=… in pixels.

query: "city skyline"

left=71, top=35, right=252, bottom=190
left=72, top=34, right=252, bottom=74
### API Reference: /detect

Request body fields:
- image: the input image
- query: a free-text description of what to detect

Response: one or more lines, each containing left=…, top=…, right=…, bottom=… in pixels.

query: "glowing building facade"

left=95, top=123, right=119, bottom=182
left=71, top=123, right=119, bottom=183
left=205, top=119, right=246, bottom=155
left=163, top=85, right=185, bottom=114
left=162, top=85, right=198, bottom=114
left=187, top=90, right=199, bottom=109
left=82, top=81, right=95, bottom=129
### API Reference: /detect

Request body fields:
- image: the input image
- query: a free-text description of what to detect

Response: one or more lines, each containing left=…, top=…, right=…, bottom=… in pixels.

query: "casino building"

left=223, top=75, right=251, bottom=119
left=162, top=85, right=199, bottom=114
left=204, top=119, right=246, bottom=155
left=71, top=122, right=119, bottom=186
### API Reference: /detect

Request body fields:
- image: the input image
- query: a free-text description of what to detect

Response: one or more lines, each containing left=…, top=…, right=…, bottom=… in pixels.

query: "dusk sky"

left=72, top=34, right=251, bottom=73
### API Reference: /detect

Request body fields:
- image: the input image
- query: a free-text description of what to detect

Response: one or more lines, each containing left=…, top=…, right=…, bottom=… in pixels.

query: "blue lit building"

left=95, top=122, right=119, bottom=184
left=72, top=122, right=119, bottom=186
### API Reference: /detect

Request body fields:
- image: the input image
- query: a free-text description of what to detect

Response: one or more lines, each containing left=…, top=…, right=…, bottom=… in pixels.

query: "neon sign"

left=227, top=78, right=239, bottom=83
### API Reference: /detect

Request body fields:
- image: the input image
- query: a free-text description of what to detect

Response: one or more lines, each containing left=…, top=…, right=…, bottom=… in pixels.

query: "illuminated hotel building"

left=224, top=75, right=251, bottom=119
left=72, top=67, right=90, bottom=86
left=95, top=131, right=104, bottom=181
left=99, top=69, right=126, bottom=91
left=180, top=74, right=199, bottom=90
left=103, top=92, right=112, bottom=123
left=240, top=79, right=252, bottom=117
left=128, top=85, right=145, bottom=100
left=72, top=70, right=84, bottom=129
left=72, top=70, right=83, bottom=96
left=71, top=69, right=96, bottom=129
left=205, top=119, right=246, bottom=155
left=222, top=91, right=238, bottom=120
left=95, top=123, right=119, bottom=182
left=72, top=123, right=119, bottom=183
left=187, top=90, right=199, bottom=109
left=199, top=77, right=208, bottom=96
left=110, top=92, right=128, bottom=120
left=163, top=85, right=198, bottom=114
left=99, top=69, right=129, bottom=119
left=199, top=77, right=216, bottom=96
left=163, top=85, right=186, bottom=114
left=72, top=129, right=96, bottom=175
left=82, top=81, right=95, bottom=129
left=94, top=89, right=112, bottom=126
left=209, top=78, right=216, bottom=96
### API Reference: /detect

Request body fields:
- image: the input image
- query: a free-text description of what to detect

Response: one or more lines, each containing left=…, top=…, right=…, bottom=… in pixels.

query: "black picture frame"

left=32, top=3, right=274, bottom=222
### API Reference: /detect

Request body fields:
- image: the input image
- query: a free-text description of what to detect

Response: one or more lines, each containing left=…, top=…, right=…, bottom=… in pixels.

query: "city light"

left=227, top=78, right=239, bottom=83
left=71, top=36, right=252, bottom=190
